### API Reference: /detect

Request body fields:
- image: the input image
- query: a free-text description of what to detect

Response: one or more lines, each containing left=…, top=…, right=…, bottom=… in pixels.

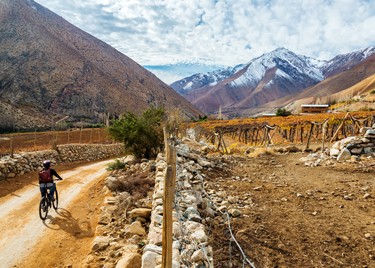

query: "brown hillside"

left=290, top=54, right=375, bottom=102
left=0, top=0, right=201, bottom=130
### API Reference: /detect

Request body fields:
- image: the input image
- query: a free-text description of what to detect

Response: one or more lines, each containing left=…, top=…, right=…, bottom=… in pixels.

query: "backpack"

left=39, top=168, right=52, bottom=183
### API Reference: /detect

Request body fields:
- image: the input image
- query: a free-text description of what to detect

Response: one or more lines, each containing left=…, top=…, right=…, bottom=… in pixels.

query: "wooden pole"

left=330, top=112, right=350, bottom=142
left=221, top=132, right=228, bottom=154
left=322, top=120, right=328, bottom=151
left=162, top=130, right=176, bottom=268
left=305, top=123, right=314, bottom=151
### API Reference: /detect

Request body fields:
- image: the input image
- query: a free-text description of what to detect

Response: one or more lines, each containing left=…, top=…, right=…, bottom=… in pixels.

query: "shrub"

left=106, top=159, right=126, bottom=171
left=370, top=89, right=375, bottom=95
left=108, top=106, right=165, bottom=159
left=276, top=108, right=292, bottom=117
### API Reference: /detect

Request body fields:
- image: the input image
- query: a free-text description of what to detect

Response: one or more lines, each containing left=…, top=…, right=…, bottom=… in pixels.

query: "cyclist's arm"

left=50, top=169, right=63, bottom=180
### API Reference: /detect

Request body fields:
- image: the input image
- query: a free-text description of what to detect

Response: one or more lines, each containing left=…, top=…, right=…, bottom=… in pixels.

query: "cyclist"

left=38, top=160, right=63, bottom=202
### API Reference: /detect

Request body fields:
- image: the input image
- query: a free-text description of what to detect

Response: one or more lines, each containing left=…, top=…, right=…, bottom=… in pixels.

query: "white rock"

left=329, top=148, right=341, bottom=157
left=337, top=148, right=351, bottom=162
left=142, top=251, right=160, bottom=268
left=191, top=229, right=207, bottom=242
left=143, top=244, right=162, bottom=254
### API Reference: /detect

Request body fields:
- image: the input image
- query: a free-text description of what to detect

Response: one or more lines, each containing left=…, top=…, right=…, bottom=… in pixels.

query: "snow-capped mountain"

left=322, top=47, right=375, bottom=77
left=229, top=48, right=324, bottom=88
left=170, top=46, right=375, bottom=116
left=170, top=66, right=241, bottom=95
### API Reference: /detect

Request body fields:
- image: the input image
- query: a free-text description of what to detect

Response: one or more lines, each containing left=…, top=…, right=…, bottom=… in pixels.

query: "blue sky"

left=35, top=0, right=375, bottom=84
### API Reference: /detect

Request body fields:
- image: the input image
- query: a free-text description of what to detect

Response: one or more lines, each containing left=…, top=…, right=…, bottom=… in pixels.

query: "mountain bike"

left=39, top=182, right=59, bottom=220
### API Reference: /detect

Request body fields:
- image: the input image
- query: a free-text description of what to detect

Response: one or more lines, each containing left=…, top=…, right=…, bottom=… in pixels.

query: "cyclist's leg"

left=40, top=184, right=47, bottom=198
left=48, top=184, right=56, bottom=201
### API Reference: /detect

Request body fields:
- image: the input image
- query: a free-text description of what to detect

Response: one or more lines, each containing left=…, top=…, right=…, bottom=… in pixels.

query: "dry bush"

left=248, top=147, right=275, bottom=157
left=116, top=171, right=154, bottom=200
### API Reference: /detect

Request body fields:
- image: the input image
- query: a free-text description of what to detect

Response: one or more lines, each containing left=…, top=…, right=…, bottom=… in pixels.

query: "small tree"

left=276, top=108, right=292, bottom=117
left=108, top=107, right=165, bottom=159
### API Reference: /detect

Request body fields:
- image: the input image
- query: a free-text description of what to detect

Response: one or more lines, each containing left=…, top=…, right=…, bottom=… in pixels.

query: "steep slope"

left=288, top=53, right=375, bottom=103
left=0, top=0, right=201, bottom=130
left=322, top=47, right=375, bottom=77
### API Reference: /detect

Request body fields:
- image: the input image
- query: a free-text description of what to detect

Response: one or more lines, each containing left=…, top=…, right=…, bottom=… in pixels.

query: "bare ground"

left=0, top=160, right=112, bottom=268
left=1, top=148, right=375, bottom=267
left=204, top=151, right=375, bottom=268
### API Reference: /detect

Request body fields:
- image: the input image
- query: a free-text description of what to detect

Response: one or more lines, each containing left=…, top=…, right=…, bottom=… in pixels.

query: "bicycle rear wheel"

left=39, top=197, right=48, bottom=220
left=52, top=189, right=58, bottom=210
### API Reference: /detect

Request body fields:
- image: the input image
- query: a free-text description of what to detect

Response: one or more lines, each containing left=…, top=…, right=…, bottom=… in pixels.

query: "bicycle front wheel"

left=52, top=189, right=58, bottom=210
left=39, top=197, right=48, bottom=220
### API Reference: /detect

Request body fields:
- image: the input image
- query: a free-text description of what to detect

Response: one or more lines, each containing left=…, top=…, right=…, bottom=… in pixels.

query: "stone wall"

left=0, top=143, right=124, bottom=179
left=142, top=141, right=214, bottom=267
left=330, top=127, right=375, bottom=161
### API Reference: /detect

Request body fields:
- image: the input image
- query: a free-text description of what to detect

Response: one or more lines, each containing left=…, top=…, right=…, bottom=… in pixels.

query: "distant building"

left=261, top=113, right=277, bottom=117
left=301, top=104, right=329, bottom=113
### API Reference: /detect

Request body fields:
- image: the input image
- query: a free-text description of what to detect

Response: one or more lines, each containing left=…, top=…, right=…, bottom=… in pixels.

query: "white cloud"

left=35, top=0, right=375, bottom=69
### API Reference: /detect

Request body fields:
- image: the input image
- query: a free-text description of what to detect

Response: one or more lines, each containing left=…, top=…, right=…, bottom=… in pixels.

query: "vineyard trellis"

left=203, top=113, right=375, bottom=153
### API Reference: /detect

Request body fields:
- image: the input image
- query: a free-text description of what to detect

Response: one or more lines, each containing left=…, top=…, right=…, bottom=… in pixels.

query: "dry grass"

left=190, top=111, right=374, bottom=130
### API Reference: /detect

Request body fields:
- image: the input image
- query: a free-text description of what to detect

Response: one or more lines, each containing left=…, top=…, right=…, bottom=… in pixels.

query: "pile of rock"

left=57, top=144, right=124, bottom=162
left=330, top=126, right=375, bottom=161
left=0, top=150, right=60, bottom=178
left=87, top=138, right=249, bottom=267
left=85, top=159, right=155, bottom=268
left=142, top=140, right=215, bottom=267
left=299, top=125, right=375, bottom=166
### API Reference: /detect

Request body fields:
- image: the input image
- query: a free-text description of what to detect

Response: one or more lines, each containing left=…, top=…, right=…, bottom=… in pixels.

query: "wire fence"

left=0, top=128, right=113, bottom=157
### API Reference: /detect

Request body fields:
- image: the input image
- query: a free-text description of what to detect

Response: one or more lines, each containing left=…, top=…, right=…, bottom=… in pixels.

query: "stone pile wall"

left=142, top=142, right=215, bottom=267
left=0, top=143, right=123, bottom=179
left=57, top=144, right=124, bottom=162
left=331, top=127, right=375, bottom=161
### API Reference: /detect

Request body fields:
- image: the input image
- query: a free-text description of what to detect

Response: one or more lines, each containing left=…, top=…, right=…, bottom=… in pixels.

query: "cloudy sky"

left=35, top=0, right=375, bottom=83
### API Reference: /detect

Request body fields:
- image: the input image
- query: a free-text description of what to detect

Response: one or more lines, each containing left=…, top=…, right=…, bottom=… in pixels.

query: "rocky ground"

left=85, top=140, right=375, bottom=268
left=1, top=140, right=374, bottom=267
left=202, top=149, right=375, bottom=267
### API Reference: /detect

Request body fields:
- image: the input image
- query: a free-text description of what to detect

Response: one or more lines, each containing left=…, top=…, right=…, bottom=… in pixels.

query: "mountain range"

left=0, top=0, right=201, bottom=131
left=171, top=47, right=375, bottom=117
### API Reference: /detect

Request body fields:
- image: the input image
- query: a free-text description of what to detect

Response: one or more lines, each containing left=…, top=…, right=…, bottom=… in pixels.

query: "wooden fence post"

left=322, top=120, right=328, bottom=151
left=305, top=123, right=314, bottom=151
left=162, top=129, right=176, bottom=268
left=330, top=112, right=350, bottom=142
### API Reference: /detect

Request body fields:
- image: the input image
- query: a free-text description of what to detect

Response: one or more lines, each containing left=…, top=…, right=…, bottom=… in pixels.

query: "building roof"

left=301, top=104, right=329, bottom=108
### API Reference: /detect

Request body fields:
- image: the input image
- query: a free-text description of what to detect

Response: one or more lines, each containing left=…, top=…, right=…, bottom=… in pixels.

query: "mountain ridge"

left=0, top=0, right=201, bottom=130
left=171, top=46, right=375, bottom=116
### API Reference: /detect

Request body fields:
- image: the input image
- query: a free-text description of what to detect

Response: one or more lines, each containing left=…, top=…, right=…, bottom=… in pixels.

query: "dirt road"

left=0, top=160, right=112, bottom=268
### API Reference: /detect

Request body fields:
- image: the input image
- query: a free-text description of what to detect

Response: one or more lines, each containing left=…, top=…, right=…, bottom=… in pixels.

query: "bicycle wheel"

left=39, top=197, right=48, bottom=220
left=52, top=189, right=58, bottom=210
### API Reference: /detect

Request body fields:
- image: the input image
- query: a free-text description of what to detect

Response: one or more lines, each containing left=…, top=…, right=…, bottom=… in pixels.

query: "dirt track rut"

left=0, top=160, right=112, bottom=267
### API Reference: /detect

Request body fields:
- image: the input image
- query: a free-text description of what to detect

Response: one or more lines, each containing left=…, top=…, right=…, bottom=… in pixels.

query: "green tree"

left=108, top=107, right=165, bottom=159
left=276, top=108, right=292, bottom=117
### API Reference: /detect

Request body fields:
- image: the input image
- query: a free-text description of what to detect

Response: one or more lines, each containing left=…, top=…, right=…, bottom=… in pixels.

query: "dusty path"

left=0, top=160, right=113, bottom=268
